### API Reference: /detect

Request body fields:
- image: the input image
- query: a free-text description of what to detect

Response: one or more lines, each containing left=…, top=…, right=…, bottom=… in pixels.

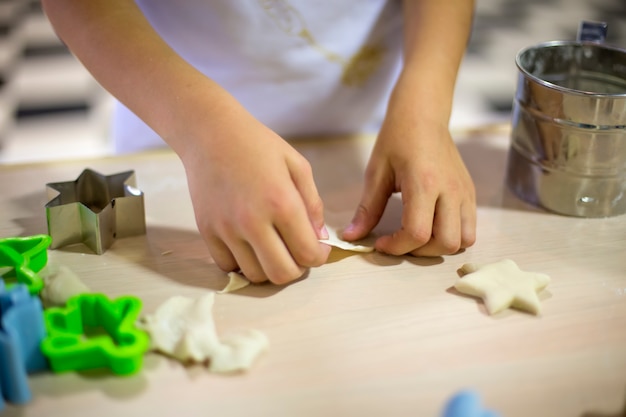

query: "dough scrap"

left=218, top=271, right=251, bottom=294
left=454, top=259, right=550, bottom=315
left=319, top=225, right=374, bottom=253
left=140, top=292, right=268, bottom=373
left=40, top=263, right=91, bottom=307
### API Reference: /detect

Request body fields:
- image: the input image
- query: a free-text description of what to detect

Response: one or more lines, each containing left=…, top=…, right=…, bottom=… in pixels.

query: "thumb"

left=342, top=170, right=392, bottom=241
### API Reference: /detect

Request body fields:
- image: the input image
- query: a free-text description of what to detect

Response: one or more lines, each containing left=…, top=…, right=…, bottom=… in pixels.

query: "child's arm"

left=42, top=0, right=331, bottom=283
left=343, top=0, right=477, bottom=257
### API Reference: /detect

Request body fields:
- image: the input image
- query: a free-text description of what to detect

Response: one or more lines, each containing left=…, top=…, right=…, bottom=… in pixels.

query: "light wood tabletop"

left=1, top=130, right=625, bottom=417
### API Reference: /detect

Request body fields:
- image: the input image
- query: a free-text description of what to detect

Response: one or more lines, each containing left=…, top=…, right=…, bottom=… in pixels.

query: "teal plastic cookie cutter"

left=41, top=293, right=149, bottom=376
left=0, top=234, right=52, bottom=295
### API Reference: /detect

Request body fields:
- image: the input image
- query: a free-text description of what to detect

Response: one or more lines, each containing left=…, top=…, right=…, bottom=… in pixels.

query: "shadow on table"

left=581, top=391, right=626, bottom=417
left=7, top=190, right=50, bottom=236
left=582, top=408, right=626, bottom=416
left=28, top=356, right=153, bottom=402
left=108, top=225, right=296, bottom=299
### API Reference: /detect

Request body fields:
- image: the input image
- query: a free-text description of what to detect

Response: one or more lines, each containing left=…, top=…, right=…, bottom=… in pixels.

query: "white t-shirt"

left=113, top=0, right=404, bottom=153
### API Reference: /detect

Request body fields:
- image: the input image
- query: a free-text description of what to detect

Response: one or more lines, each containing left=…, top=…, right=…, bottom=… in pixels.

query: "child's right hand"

left=179, top=106, right=331, bottom=284
left=41, top=0, right=331, bottom=284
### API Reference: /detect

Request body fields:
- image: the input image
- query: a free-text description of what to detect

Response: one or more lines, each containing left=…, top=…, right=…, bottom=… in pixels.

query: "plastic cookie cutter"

left=0, top=282, right=48, bottom=410
left=41, top=293, right=149, bottom=375
left=0, top=234, right=52, bottom=295
left=442, top=390, right=501, bottom=417
left=45, top=168, right=146, bottom=255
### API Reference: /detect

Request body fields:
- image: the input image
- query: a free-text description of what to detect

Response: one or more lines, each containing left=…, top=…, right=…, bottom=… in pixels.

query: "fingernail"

left=342, top=223, right=355, bottom=237
left=319, top=225, right=329, bottom=240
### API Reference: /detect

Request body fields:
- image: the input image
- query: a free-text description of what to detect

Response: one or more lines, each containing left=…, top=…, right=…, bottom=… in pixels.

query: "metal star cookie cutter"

left=45, top=168, right=146, bottom=254
left=41, top=293, right=149, bottom=375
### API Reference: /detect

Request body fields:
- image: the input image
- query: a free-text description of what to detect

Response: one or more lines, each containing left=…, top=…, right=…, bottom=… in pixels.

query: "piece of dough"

left=40, top=263, right=90, bottom=307
left=140, top=292, right=268, bottom=373
left=319, top=225, right=374, bottom=253
left=454, top=259, right=550, bottom=315
left=218, top=271, right=250, bottom=294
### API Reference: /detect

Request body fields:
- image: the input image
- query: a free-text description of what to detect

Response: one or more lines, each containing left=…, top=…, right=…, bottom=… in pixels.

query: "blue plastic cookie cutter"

left=442, top=390, right=501, bottom=417
left=0, top=281, right=48, bottom=411
left=0, top=234, right=52, bottom=295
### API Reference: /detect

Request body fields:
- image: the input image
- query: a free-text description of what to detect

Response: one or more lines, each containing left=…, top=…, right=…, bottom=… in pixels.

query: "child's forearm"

left=41, top=0, right=239, bottom=159
left=391, top=0, right=475, bottom=125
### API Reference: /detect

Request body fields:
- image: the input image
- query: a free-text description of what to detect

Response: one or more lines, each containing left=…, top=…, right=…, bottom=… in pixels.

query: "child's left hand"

left=342, top=98, right=476, bottom=257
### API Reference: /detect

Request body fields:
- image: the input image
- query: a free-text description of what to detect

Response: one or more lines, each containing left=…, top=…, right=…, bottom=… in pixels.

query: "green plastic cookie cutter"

left=41, top=293, right=149, bottom=375
left=0, top=235, right=52, bottom=295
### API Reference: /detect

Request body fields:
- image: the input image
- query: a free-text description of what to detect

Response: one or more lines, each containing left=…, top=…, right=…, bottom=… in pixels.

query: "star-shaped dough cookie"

left=454, top=259, right=550, bottom=315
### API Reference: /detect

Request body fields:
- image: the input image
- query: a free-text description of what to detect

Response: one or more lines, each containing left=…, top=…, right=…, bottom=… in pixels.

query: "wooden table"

left=1, top=130, right=625, bottom=417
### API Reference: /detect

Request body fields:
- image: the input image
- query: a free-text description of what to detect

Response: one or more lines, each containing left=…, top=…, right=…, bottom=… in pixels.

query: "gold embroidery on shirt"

left=258, top=0, right=386, bottom=87
left=342, top=45, right=385, bottom=86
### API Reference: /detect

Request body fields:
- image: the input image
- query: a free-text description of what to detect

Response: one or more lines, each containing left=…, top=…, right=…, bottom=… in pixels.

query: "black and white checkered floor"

left=0, top=0, right=624, bottom=163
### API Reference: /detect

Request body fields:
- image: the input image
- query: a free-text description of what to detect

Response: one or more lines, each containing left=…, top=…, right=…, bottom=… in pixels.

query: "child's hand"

left=180, top=110, right=331, bottom=284
left=342, top=109, right=476, bottom=257
left=340, top=0, right=476, bottom=258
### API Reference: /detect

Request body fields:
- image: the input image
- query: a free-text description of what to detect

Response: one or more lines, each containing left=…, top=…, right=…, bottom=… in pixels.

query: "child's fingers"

left=245, top=224, right=309, bottom=285
left=270, top=190, right=332, bottom=271
left=375, top=186, right=436, bottom=256
left=342, top=165, right=392, bottom=241
left=205, top=235, right=239, bottom=273
left=460, top=200, right=477, bottom=249
left=410, top=197, right=461, bottom=257
left=225, top=238, right=269, bottom=284
left=286, top=154, right=326, bottom=239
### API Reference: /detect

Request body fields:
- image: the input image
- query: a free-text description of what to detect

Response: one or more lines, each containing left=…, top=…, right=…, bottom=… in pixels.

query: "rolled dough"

left=319, top=225, right=375, bottom=252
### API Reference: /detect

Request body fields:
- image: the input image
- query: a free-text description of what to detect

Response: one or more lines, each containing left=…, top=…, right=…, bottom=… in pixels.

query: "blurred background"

left=0, top=0, right=624, bottom=164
